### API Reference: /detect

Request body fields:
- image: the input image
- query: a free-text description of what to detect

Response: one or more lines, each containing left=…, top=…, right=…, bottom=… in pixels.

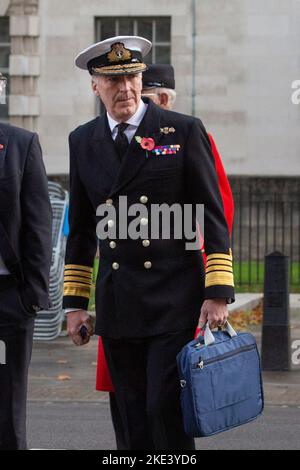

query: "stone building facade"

left=0, top=0, right=300, bottom=176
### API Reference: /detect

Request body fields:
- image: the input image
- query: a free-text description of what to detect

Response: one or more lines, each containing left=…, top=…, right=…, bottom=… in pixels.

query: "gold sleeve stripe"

left=64, top=276, right=92, bottom=285
left=206, top=253, right=232, bottom=262
left=205, top=272, right=234, bottom=288
left=206, top=260, right=232, bottom=268
left=64, top=282, right=92, bottom=289
left=63, top=285, right=91, bottom=298
left=205, top=266, right=233, bottom=274
left=64, top=264, right=93, bottom=273
left=64, top=270, right=92, bottom=279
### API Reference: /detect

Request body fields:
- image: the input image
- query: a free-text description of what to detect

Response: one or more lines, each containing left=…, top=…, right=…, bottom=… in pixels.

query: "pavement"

left=228, top=292, right=300, bottom=313
left=228, top=293, right=263, bottom=313
left=26, top=293, right=300, bottom=450
left=27, top=402, right=300, bottom=450
left=28, top=293, right=300, bottom=406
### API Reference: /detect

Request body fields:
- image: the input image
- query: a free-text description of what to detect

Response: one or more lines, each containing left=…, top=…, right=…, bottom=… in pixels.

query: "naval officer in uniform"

left=95, top=63, right=235, bottom=449
left=63, top=36, right=235, bottom=450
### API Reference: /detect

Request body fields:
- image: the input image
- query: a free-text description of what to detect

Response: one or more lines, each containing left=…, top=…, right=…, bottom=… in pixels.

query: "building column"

left=8, top=0, right=40, bottom=130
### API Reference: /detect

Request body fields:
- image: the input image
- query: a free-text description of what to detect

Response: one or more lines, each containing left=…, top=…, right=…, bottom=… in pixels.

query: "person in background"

left=95, top=63, right=235, bottom=449
left=141, top=64, right=177, bottom=111
left=0, top=72, right=52, bottom=450
left=141, top=64, right=234, bottom=238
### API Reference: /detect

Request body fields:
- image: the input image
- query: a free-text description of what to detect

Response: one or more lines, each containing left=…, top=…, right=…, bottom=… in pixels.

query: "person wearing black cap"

left=142, top=64, right=234, bottom=237
left=64, top=36, right=235, bottom=450
left=0, top=72, right=52, bottom=449
left=142, top=64, right=176, bottom=110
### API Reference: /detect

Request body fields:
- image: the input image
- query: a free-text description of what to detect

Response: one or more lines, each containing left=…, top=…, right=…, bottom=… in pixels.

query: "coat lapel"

left=89, top=113, right=121, bottom=184
left=0, top=125, right=9, bottom=170
left=109, top=99, right=163, bottom=197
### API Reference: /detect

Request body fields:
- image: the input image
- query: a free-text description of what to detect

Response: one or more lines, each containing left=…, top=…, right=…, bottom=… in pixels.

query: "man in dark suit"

left=0, top=72, right=52, bottom=450
left=63, top=36, right=235, bottom=450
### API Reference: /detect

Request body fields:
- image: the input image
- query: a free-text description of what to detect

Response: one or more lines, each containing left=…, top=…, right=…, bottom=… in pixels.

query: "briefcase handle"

left=203, top=321, right=237, bottom=346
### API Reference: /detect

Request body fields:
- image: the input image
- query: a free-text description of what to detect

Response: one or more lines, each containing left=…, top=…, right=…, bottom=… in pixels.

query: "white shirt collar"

left=107, top=99, right=147, bottom=133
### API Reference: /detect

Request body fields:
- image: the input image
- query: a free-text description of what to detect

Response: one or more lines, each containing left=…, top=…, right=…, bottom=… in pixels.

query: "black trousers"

left=0, top=282, right=34, bottom=450
left=102, top=329, right=195, bottom=450
left=109, top=392, right=127, bottom=450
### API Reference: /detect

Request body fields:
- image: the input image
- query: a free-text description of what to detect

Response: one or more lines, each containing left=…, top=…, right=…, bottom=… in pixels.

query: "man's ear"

left=159, top=92, right=169, bottom=109
left=91, top=78, right=100, bottom=96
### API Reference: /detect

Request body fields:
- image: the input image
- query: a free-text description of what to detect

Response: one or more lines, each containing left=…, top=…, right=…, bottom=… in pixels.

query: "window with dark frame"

left=95, top=17, right=171, bottom=115
left=0, top=17, right=10, bottom=121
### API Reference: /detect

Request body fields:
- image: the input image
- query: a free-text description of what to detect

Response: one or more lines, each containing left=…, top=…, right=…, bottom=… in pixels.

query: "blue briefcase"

left=177, top=322, right=264, bottom=437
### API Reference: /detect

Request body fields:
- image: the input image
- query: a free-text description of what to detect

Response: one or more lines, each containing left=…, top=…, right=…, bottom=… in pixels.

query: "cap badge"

left=107, top=42, right=132, bottom=63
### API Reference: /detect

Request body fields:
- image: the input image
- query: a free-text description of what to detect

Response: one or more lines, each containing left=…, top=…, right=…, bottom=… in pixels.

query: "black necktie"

left=114, top=123, right=129, bottom=160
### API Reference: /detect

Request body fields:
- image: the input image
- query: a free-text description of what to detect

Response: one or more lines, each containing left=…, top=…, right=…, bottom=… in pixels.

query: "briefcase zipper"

left=195, top=344, right=256, bottom=369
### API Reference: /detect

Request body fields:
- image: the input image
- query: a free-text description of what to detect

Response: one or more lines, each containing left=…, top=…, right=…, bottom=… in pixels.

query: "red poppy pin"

left=0, top=144, right=4, bottom=151
left=140, top=137, right=155, bottom=151
left=135, top=136, right=156, bottom=157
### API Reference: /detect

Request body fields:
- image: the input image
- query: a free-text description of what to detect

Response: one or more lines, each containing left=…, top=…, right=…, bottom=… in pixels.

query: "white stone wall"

left=34, top=0, right=300, bottom=175
left=0, top=0, right=10, bottom=16
left=195, top=0, right=300, bottom=176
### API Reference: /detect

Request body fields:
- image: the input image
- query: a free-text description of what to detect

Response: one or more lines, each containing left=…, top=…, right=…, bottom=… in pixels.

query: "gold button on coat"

left=144, top=261, right=152, bottom=269
left=112, top=262, right=119, bottom=270
left=106, top=199, right=113, bottom=205
left=109, top=241, right=116, bottom=249
left=140, top=195, right=148, bottom=204
left=142, top=240, right=150, bottom=247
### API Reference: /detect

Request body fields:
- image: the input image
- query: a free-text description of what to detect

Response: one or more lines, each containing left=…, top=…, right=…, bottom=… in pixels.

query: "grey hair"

left=153, top=87, right=177, bottom=108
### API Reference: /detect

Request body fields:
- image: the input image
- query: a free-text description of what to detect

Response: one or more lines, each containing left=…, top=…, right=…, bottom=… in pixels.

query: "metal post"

left=261, top=251, right=291, bottom=370
left=191, top=0, right=196, bottom=117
